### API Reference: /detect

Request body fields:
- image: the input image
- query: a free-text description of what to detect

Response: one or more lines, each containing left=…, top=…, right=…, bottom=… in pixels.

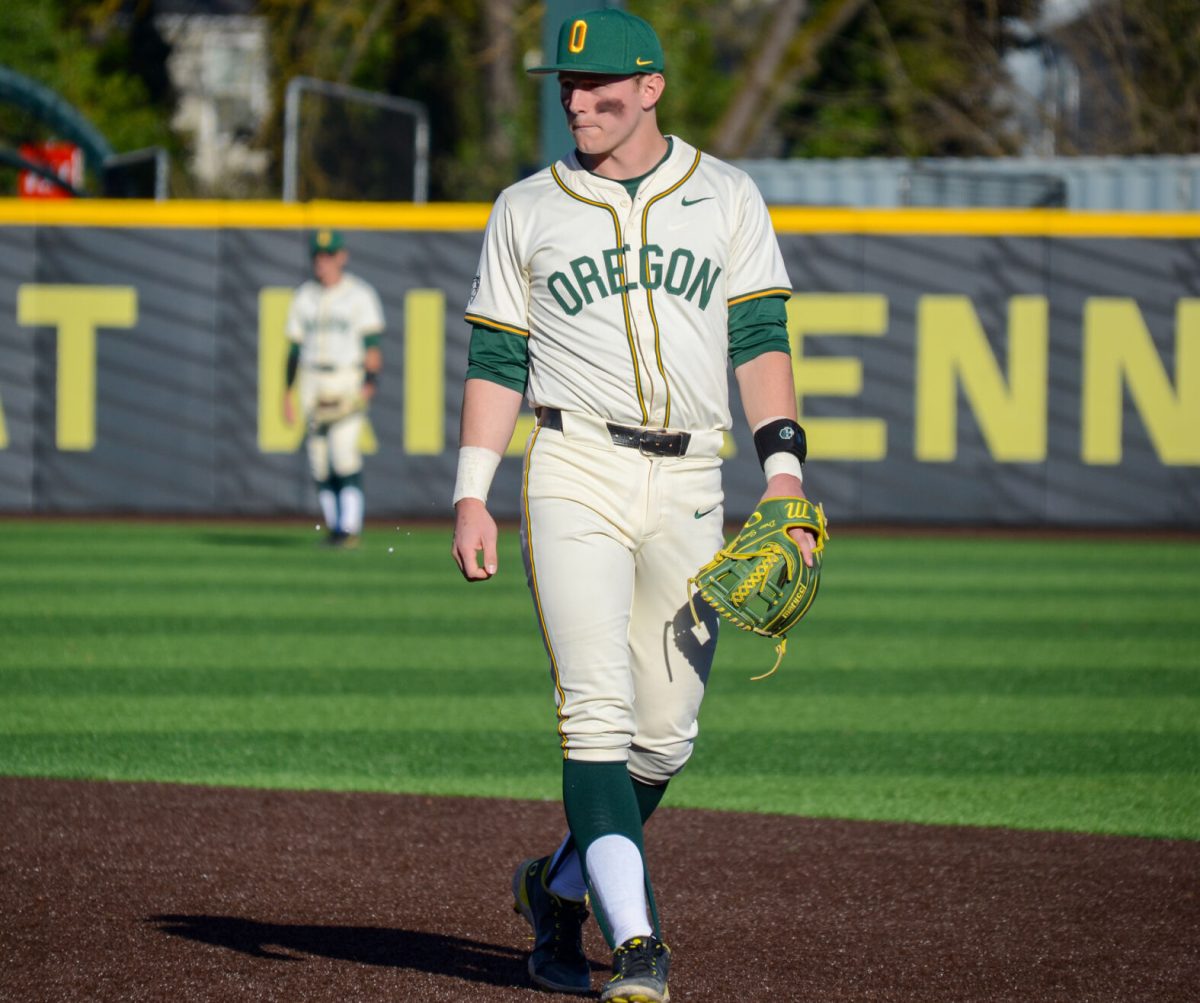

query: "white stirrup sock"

left=546, top=836, right=588, bottom=902
left=584, top=834, right=652, bottom=947
left=317, top=488, right=338, bottom=531
left=338, top=485, right=364, bottom=534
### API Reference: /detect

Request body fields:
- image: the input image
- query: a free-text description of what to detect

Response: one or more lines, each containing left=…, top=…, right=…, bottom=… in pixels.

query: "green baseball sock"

left=632, top=775, right=668, bottom=821
left=562, top=759, right=665, bottom=946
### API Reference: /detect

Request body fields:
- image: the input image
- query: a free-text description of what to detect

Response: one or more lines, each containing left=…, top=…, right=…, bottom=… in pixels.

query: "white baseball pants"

left=521, top=410, right=725, bottom=784
left=300, top=366, right=364, bottom=479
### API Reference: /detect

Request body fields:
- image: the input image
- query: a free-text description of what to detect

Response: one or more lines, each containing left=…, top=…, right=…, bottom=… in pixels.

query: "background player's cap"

left=527, top=8, right=664, bottom=76
left=310, top=229, right=345, bottom=255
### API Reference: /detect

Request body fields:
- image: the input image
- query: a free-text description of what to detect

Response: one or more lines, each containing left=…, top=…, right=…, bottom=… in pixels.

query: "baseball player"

left=450, top=9, right=815, bottom=1001
left=283, top=229, right=384, bottom=548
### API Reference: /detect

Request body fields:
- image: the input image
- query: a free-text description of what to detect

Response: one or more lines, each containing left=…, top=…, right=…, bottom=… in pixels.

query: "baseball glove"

left=308, top=394, right=363, bottom=431
left=689, top=496, right=828, bottom=680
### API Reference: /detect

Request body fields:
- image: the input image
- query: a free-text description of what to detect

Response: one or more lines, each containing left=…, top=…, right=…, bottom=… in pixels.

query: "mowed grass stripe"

left=670, top=774, right=1195, bottom=837
left=1, top=519, right=1197, bottom=838
left=0, top=730, right=564, bottom=799
left=2, top=728, right=1184, bottom=787
left=3, top=665, right=1197, bottom=698
left=3, top=694, right=1194, bottom=736
left=3, top=694, right=549, bottom=733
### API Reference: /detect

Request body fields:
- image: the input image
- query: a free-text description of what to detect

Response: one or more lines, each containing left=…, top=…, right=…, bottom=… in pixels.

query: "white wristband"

left=452, top=446, right=502, bottom=504
left=763, top=452, right=803, bottom=484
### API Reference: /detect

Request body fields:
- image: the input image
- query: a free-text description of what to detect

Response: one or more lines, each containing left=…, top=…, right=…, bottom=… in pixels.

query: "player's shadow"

left=667, top=599, right=717, bottom=683
left=148, top=913, right=526, bottom=988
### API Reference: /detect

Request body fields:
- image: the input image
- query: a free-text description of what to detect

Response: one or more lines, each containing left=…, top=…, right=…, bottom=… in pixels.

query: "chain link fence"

left=282, top=77, right=429, bottom=203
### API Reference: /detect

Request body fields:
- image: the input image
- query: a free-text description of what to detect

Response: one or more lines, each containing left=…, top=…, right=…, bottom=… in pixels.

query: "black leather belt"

left=308, top=363, right=339, bottom=372
left=538, top=408, right=691, bottom=457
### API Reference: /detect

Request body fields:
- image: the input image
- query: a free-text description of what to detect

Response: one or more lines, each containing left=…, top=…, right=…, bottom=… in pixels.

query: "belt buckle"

left=638, top=428, right=674, bottom=457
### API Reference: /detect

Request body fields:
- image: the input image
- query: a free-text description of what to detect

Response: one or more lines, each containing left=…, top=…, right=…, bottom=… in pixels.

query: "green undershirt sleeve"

left=728, top=294, right=790, bottom=368
left=465, top=324, right=529, bottom=394
left=285, top=343, right=300, bottom=387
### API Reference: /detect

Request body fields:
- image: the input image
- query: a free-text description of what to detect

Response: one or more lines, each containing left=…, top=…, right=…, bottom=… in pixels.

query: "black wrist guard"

left=753, top=418, right=807, bottom=468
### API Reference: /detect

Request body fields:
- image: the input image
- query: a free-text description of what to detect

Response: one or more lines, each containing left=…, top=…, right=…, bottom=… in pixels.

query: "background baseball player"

left=283, top=229, right=384, bottom=548
left=450, top=9, right=815, bottom=1001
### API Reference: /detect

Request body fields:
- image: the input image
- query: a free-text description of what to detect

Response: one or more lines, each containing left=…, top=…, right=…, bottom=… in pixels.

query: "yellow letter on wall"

left=915, top=295, right=1048, bottom=462
left=787, top=294, right=888, bottom=460
left=17, top=285, right=138, bottom=451
left=1082, top=298, right=1200, bottom=465
left=404, top=289, right=446, bottom=455
left=258, top=288, right=306, bottom=453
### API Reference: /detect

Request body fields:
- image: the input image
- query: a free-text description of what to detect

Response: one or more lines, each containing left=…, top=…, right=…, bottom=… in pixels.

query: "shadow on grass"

left=149, top=913, right=538, bottom=988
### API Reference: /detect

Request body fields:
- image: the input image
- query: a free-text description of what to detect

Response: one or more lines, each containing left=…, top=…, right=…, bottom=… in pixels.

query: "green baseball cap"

left=310, top=229, right=345, bottom=255
left=528, top=8, right=664, bottom=76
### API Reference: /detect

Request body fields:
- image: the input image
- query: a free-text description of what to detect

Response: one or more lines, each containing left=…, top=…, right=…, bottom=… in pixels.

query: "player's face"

left=559, top=73, right=650, bottom=158
left=312, top=249, right=347, bottom=287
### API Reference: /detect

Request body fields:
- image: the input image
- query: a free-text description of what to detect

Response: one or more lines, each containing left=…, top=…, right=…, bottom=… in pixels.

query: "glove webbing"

left=732, top=542, right=795, bottom=605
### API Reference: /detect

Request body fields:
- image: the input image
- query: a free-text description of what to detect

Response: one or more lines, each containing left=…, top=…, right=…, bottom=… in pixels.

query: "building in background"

left=157, top=1, right=270, bottom=194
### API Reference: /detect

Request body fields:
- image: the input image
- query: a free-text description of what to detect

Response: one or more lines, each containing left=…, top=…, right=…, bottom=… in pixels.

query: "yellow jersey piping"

left=521, top=423, right=571, bottom=753
left=639, top=149, right=703, bottom=428
left=464, top=313, right=530, bottom=337
left=729, top=287, right=792, bottom=308
left=550, top=164, right=649, bottom=425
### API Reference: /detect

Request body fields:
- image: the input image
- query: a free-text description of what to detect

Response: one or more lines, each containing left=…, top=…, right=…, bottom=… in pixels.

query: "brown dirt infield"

left=2, top=777, right=1196, bottom=1002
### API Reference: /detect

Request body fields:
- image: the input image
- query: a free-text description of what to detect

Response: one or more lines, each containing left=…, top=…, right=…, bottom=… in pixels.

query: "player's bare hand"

left=282, top=393, right=296, bottom=426
left=762, top=473, right=816, bottom=567
left=452, top=497, right=499, bottom=581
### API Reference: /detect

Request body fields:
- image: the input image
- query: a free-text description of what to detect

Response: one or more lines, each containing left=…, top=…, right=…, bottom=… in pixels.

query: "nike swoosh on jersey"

left=681, top=195, right=714, bottom=206
left=694, top=505, right=720, bottom=519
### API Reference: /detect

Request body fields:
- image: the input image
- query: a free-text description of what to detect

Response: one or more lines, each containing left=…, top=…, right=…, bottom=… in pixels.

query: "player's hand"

left=282, top=393, right=295, bottom=426
left=452, top=497, right=499, bottom=581
left=361, top=383, right=377, bottom=403
left=761, top=473, right=816, bottom=568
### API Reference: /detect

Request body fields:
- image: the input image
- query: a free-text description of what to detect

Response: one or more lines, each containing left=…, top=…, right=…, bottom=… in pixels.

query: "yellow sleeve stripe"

left=464, top=313, right=530, bottom=337
left=728, top=287, right=792, bottom=307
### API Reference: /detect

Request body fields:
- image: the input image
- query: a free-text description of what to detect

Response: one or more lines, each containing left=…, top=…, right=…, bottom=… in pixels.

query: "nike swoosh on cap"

left=636, top=58, right=654, bottom=66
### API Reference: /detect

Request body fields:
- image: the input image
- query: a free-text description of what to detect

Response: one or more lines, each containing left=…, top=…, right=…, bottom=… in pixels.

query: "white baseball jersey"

left=286, top=272, right=384, bottom=369
left=465, top=136, right=792, bottom=432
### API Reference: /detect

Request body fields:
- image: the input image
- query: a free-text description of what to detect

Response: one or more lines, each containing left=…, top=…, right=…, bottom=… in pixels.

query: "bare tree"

left=1051, top=0, right=1200, bottom=154
left=482, top=0, right=518, bottom=168
left=710, top=0, right=809, bottom=158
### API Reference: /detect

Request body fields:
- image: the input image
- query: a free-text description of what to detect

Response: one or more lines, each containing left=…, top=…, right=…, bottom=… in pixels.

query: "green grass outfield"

left=1, top=518, right=1197, bottom=839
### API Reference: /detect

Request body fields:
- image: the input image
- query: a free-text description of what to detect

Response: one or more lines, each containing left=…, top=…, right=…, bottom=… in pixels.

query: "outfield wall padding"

left=1, top=201, right=1197, bottom=526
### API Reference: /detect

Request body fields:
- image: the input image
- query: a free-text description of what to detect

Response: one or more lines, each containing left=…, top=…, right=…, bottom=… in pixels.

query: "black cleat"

left=512, top=856, right=592, bottom=994
left=601, top=935, right=671, bottom=1003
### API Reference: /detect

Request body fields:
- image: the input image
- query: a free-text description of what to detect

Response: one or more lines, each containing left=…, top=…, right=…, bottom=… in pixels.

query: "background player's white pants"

left=300, top=367, right=365, bottom=480
left=521, top=411, right=725, bottom=784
